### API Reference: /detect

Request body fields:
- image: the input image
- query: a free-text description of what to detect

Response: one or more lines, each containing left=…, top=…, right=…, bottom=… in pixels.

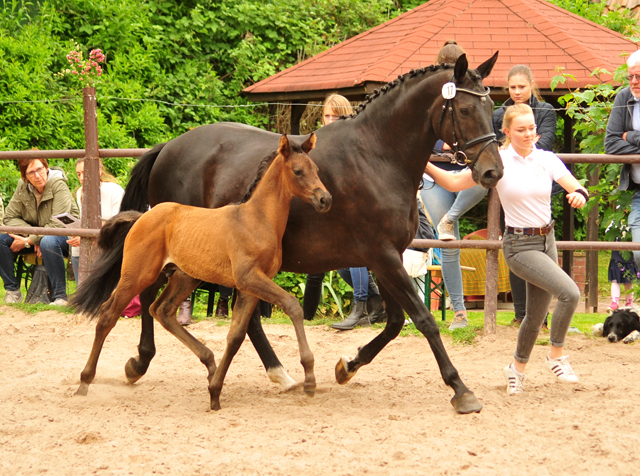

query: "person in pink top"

left=425, top=104, right=588, bottom=396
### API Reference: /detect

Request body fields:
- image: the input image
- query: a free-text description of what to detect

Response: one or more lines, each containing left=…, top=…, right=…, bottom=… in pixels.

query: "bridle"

left=437, top=74, right=497, bottom=167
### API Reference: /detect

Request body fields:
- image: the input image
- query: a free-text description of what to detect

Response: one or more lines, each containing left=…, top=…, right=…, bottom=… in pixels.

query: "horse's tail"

left=71, top=211, right=143, bottom=318
left=120, top=142, right=166, bottom=212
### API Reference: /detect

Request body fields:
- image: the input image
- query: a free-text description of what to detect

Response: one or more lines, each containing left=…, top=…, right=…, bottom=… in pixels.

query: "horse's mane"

left=338, top=62, right=480, bottom=121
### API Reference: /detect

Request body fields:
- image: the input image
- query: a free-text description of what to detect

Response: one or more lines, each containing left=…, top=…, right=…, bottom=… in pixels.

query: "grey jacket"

left=604, top=87, right=640, bottom=191
left=492, top=95, right=557, bottom=152
left=4, top=168, right=80, bottom=245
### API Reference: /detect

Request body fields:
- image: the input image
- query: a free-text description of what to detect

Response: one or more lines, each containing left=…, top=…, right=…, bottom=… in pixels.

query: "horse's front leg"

left=337, top=252, right=482, bottom=414
left=246, top=300, right=297, bottom=390
left=124, top=275, right=166, bottom=384
left=208, top=291, right=260, bottom=410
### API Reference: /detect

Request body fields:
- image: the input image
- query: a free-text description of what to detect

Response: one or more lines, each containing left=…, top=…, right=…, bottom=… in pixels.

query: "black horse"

left=117, top=53, right=502, bottom=413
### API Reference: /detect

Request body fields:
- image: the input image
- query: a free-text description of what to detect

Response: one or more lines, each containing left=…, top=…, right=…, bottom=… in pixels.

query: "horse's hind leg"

left=247, top=305, right=296, bottom=390
left=77, top=287, right=141, bottom=396
left=151, top=272, right=217, bottom=383
left=124, top=275, right=166, bottom=384
left=208, top=291, right=260, bottom=411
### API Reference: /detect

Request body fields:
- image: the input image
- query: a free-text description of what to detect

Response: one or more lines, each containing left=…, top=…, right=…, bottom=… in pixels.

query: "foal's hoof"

left=75, top=383, right=89, bottom=397
left=451, top=391, right=483, bottom=414
left=210, top=400, right=222, bottom=411
left=124, top=358, right=145, bottom=384
left=335, top=356, right=356, bottom=385
left=304, top=382, right=316, bottom=398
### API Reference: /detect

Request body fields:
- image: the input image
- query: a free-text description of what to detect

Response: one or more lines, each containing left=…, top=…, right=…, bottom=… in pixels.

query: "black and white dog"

left=593, top=307, right=640, bottom=343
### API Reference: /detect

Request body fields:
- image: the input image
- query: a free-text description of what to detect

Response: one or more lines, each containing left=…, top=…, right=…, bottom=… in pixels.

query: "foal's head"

left=278, top=133, right=332, bottom=213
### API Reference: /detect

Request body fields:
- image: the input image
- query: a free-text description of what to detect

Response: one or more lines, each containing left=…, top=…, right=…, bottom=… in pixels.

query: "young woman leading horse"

left=72, top=134, right=331, bottom=410
left=119, top=53, right=502, bottom=414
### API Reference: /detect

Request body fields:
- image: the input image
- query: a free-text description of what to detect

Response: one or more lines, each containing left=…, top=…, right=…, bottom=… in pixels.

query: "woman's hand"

left=9, top=234, right=28, bottom=252
left=566, top=191, right=587, bottom=209
left=34, top=244, right=42, bottom=259
left=67, top=236, right=81, bottom=247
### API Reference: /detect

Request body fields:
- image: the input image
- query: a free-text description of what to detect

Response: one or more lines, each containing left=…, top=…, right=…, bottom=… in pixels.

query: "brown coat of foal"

left=74, top=134, right=332, bottom=410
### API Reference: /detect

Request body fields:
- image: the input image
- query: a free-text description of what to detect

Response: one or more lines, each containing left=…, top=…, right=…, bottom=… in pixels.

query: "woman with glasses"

left=1, top=158, right=79, bottom=305
left=605, top=50, right=640, bottom=272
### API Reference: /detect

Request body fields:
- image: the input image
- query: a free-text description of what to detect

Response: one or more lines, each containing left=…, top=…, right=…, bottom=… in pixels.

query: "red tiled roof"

left=244, top=0, right=638, bottom=97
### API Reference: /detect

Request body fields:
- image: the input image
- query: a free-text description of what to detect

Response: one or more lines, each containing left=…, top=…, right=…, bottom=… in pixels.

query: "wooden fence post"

left=79, top=87, right=102, bottom=284
left=483, top=188, right=501, bottom=335
left=584, top=165, right=600, bottom=312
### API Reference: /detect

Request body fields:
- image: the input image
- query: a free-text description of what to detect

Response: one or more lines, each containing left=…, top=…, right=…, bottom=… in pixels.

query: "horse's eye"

left=293, top=169, right=303, bottom=176
left=460, top=108, right=470, bottom=116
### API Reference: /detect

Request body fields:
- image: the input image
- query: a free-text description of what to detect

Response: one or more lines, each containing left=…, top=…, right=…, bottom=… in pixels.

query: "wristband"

left=574, top=189, right=589, bottom=201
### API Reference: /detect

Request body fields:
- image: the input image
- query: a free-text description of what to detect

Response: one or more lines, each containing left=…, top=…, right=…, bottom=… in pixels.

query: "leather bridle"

left=438, top=75, right=497, bottom=167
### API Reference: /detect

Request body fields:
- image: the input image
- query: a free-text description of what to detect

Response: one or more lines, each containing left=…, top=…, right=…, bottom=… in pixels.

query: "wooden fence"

left=0, top=90, right=638, bottom=333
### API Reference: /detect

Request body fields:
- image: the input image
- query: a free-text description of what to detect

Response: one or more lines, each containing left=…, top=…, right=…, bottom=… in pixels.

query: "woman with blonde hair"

left=425, top=104, right=587, bottom=396
left=68, top=158, right=124, bottom=283
left=304, top=94, right=387, bottom=329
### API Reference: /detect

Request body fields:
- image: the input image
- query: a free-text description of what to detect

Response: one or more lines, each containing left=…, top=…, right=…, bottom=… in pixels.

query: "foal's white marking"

left=267, top=366, right=297, bottom=390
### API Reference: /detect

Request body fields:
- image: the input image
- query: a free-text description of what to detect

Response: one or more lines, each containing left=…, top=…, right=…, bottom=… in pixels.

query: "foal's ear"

left=278, top=134, right=291, bottom=159
left=477, top=51, right=499, bottom=79
left=454, top=53, right=468, bottom=83
left=301, top=133, right=316, bottom=154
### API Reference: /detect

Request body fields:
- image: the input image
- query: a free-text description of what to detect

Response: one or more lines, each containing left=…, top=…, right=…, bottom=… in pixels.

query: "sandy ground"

left=0, top=306, right=638, bottom=476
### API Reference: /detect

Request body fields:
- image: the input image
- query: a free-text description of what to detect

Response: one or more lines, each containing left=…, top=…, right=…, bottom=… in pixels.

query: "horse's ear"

left=278, top=134, right=291, bottom=159
left=454, top=53, right=468, bottom=83
left=477, top=51, right=499, bottom=79
left=301, top=133, right=316, bottom=153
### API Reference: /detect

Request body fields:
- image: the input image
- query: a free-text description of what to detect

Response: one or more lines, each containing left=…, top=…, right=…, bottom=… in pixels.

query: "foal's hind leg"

left=208, top=291, right=260, bottom=410
left=76, top=286, right=141, bottom=396
left=124, top=275, right=166, bottom=384
left=150, top=272, right=217, bottom=383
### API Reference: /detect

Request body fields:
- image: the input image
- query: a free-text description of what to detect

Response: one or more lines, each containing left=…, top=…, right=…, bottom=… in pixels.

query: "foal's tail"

left=71, top=211, right=143, bottom=318
left=119, top=142, right=166, bottom=213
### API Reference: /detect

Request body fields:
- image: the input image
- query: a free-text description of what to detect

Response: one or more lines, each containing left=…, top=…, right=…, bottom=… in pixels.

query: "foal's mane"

left=240, top=142, right=306, bottom=203
left=338, top=63, right=482, bottom=121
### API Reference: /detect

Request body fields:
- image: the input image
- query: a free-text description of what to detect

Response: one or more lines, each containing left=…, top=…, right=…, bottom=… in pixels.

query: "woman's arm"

left=535, top=103, right=557, bottom=152
left=556, top=174, right=587, bottom=209
left=424, top=163, right=476, bottom=192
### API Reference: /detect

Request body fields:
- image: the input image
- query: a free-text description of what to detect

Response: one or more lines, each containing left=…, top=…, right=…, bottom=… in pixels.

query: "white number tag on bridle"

left=442, top=82, right=457, bottom=99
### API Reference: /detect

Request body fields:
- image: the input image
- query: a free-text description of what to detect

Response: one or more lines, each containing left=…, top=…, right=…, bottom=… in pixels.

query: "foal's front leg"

left=237, top=272, right=316, bottom=397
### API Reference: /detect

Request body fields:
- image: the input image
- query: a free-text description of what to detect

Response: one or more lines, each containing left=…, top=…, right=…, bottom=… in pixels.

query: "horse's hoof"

left=211, top=400, right=221, bottom=411
left=267, top=365, right=297, bottom=390
left=75, top=384, right=89, bottom=396
left=124, top=358, right=144, bottom=384
left=304, top=384, right=316, bottom=398
left=451, top=391, right=483, bottom=414
left=335, top=355, right=356, bottom=385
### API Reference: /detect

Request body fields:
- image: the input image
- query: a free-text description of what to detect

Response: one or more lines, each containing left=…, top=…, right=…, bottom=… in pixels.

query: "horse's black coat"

left=118, top=53, right=502, bottom=413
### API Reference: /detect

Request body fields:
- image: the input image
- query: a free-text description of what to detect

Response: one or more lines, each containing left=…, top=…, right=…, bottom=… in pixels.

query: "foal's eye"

left=293, top=169, right=303, bottom=176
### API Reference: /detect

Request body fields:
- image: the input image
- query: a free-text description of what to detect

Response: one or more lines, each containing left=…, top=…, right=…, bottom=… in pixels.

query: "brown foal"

left=74, top=134, right=331, bottom=410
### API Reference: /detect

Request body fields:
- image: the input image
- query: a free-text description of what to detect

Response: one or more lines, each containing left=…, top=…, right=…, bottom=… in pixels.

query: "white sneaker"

left=4, top=290, right=23, bottom=304
left=50, top=298, right=69, bottom=306
left=436, top=214, right=456, bottom=241
left=504, top=363, right=525, bottom=396
left=545, top=355, right=579, bottom=383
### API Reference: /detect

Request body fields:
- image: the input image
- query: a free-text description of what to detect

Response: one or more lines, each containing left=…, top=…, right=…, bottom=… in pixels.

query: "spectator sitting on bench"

left=1, top=158, right=80, bottom=305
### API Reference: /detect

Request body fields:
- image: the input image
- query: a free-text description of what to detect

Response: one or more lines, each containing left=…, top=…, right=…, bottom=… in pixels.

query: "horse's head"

left=432, top=52, right=503, bottom=188
left=278, top=133, right=332, bottom=213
